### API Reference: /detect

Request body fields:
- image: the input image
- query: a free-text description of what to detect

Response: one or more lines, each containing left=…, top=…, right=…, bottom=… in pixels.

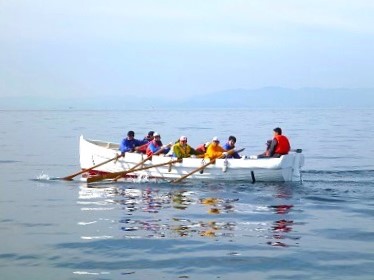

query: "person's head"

left=273, top=127, right=282, bottom=135
left=127, top=130, right=135, bottom=138
left=146, top=131, right=154, bottom=140
left=212, top=136, right=220, bottom=145
left=228, top=135, right=236, bottom=145
left=179, top=136, right=187, bottom=145
left=153, top=132, right=161, bottom=144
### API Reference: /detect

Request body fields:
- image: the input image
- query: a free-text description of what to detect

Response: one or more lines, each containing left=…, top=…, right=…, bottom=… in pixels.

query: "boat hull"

left=79, top=135, right=304, bottom=183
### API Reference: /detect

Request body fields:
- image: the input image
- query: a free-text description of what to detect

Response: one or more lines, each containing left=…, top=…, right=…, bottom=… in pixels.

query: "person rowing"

left=146, top=132, right=171, bottom=156
left=222, top=135, right=241, bottom=159
left=172, top=136, right=201, bottom=159
left=204, top=136, right=228, bottom=160
left=119, top=130, right=148, bottom=155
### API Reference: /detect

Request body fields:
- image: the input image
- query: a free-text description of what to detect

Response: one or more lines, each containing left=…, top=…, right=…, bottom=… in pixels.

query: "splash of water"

left=36, top=172, right=51, bottom=180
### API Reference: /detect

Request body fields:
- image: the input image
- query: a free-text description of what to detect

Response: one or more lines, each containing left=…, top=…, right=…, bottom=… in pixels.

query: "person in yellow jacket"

left=172, top=136, right=200, bottom=159
left=204, top=136, right=228, bottom=160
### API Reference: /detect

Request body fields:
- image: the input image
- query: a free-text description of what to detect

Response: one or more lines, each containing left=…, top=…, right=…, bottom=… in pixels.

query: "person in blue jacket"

left=222, top=135, right=241, bottom=159
left=119, top=130, right=147, bottom=154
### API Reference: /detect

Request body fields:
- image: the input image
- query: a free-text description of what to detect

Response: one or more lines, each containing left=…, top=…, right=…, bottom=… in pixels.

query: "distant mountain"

left=1, top=87, right=373, bottom=109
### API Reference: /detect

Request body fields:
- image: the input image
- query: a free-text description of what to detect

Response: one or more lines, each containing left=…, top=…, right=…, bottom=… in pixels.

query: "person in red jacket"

left=268, top=127, right=290, bottom=157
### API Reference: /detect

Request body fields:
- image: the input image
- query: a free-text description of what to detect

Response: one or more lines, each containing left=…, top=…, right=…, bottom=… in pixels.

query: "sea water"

left=0, top=108, right=374, bottom=280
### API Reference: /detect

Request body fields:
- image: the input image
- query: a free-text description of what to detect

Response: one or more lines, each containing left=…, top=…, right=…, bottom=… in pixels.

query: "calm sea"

left=1, top=108, right=374, bottom=280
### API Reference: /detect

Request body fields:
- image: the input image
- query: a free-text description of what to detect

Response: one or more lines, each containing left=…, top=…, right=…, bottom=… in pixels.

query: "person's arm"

left=231, top=151, right=241, bottom=159
left=161, top=145, right=171, bottom=154
left=190, top=147, right=199, bottom=155
left=223, top=143, right=241, bottom=158
left=268, top=139, right=278, bottom=157
left=119, top=139, right=132, bottom=153
left=133, top=139, right=146, bottom=151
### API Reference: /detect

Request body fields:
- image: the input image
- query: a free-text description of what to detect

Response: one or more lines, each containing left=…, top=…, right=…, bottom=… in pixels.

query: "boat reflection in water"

left=78, top=182, right=301, bottom=246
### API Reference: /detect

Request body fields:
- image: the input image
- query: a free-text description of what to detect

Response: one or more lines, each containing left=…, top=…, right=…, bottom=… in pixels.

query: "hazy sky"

left=1, top=0, right=373, bottom=99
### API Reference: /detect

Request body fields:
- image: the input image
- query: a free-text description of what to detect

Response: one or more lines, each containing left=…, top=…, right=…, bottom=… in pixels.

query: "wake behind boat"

left=78, top=135, right=305, bottom=183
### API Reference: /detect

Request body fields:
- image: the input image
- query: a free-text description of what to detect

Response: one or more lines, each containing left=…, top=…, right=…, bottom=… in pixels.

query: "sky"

left=1, top=0, right=374, bottom=99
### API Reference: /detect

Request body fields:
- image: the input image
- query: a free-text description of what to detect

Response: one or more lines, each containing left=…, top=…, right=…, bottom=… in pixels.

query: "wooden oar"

left=62, top=154, right=121, bottom=181
left=87, top=144, right=172, bottom=183
left=86, top=158, right=181, bottom=184
left=171, top=158, right=216, bottom=184
left=171, top=148, right=243, bottom=184
left=112, top=155, right=152, bottom=181
left=87, top=155, right=152, bottom=183
left=120, top=158, right=182, bottom=173
left=112, top=144, right=174, bottom=181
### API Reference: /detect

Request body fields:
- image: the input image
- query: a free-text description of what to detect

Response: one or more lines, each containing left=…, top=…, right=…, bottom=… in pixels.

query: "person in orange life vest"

left=222, top=136, right=241, bottom=159
left=204, top=137, right=227, bottom=160
left=195, top=142, right=210, bottom=155
left=137, top=131, right=155, bottom=154
left=146, top=132, right=171, bottom=156
left=172, top=136, right=200, bottom=159
left=268, top=127, right=290, bottom=157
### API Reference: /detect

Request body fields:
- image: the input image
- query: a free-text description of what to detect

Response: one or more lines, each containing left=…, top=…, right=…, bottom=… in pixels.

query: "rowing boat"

left=79, top=135, right=304, bottom=183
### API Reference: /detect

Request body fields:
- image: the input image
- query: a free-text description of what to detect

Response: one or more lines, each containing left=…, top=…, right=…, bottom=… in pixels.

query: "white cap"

left=154, top=132, right=160, bottom=137
left=212, top=136, right=219, bottom=142
left=180, top=136, right=187, bottom=141
left=205, top=141, right=210, bottom=146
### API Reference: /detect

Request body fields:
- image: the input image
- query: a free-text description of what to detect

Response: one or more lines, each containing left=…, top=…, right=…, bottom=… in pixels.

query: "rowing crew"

left=119, top=127, right=291, bottom=160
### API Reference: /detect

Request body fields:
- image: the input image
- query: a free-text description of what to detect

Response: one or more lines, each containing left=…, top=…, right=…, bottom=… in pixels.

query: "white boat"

left=79, top=135, right=305, bottom=183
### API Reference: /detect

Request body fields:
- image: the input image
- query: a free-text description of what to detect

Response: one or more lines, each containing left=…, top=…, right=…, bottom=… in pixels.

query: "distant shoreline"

left=1, top=87, right=373, bottom=110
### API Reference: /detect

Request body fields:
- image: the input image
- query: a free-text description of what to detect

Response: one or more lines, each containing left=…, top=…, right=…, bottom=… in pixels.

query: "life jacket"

left=205, top=144, right=225, bottom=160
left=195, top=143, right=206, bottom=154
left=137, top=142, right=150, bottom=154
left=173, top=143, right=191, bottom=158
left=274, top=135, right=290, bottom=155
left=146, top=140, right=162, bottom=156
